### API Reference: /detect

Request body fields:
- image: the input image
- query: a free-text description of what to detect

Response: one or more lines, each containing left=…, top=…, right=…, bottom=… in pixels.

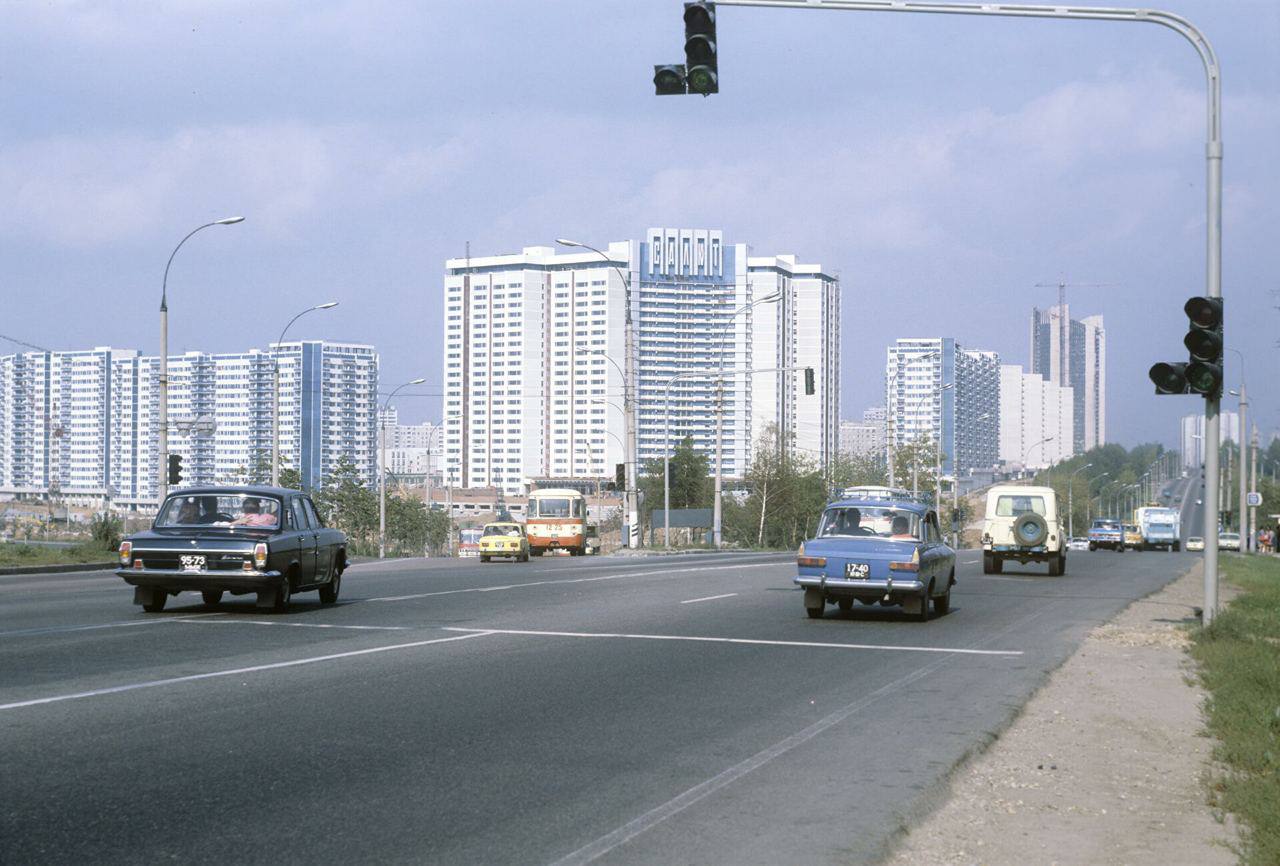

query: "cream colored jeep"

left=981, top=485, right=1066, bottom=576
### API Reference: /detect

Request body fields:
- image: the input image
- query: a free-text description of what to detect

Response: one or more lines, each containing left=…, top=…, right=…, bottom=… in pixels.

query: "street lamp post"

left=713, top=291, right=781, bottom=548
left=1067, top=464, right=1097, bottom=540
left=379, top=377, right=426, bottom=559
left=271, top=301, right=338, bottom=486
left=557, top=240, right=640, bottom=549
left=158, top=216, right=244, bottom=502
left=1021, top=437, right=1055, bottom=475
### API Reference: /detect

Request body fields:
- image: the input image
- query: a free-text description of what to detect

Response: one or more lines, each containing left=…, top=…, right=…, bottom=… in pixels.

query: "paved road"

left=1, top=546, right=1199, bottom=864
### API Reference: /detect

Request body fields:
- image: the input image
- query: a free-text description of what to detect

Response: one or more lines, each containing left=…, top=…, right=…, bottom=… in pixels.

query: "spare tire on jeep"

left=1013, top=512, right=1048, bottom=547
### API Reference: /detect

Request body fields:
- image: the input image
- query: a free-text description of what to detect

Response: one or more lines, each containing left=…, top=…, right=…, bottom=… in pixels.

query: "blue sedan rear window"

left=818, top=507, right=920, bottom=540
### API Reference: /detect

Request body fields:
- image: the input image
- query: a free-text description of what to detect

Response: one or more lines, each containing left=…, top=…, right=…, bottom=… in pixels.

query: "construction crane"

left=1033, top=280, right=1114, bottom=387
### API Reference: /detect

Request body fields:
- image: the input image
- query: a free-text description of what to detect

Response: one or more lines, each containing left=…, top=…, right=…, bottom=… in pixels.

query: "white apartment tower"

left=1031, top=305, right=1106, bottom=454
left=885, top=339, right=1000, bottom=476
left=0, top=342, right=378, bottom=507
left=998, top=365, right=1075, bottom=470
left=442, top=229, right=840, bottom=495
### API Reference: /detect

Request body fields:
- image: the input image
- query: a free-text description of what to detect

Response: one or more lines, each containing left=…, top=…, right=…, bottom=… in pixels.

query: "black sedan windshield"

left=157, top=494, right=282, bottom=530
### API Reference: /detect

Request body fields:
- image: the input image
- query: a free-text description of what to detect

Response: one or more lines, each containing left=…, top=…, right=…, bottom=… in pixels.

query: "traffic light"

left=615, top=463, right=626, bottom=489
left=1148, top=297, right=1223, bottom=397
left=167, top=453, right=183, bottom=485
left=1183, top=296, right=1223, bottom=397
left=803, top=367, right=815, bottom=396
left=683, top=2, right=718, bottom=95
left=653, top=64, right=687, bottom=95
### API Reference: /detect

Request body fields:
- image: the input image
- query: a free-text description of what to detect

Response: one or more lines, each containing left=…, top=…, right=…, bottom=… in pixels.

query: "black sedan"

left=117, top=486, right=347, bottom=613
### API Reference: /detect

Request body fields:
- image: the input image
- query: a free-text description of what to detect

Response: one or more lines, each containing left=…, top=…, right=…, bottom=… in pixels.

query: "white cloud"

left=0, top=123, right=470, bottom=248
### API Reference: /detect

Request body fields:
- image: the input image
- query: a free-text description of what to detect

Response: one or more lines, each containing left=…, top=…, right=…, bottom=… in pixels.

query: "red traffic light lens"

left=1184, top=296, right=1222, bottom=329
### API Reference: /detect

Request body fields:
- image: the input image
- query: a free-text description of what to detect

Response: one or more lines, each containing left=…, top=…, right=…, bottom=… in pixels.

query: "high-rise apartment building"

left=839, top=408, right=887, bottom=461
left=1030, top=305, right=1105, bottom=454
left=442, top=228, right=839, bottom=495
left=998, top=365, right=1075, bottom=470
left=0, top=342, right=378, bottom=507
left=885, top=339, right=999, bottom=477
left=377, top=407, right=441, bottom=482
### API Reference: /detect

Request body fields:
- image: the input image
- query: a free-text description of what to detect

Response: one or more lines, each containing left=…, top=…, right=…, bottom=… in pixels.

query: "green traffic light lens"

left=687, top=66, right=717, bottom=94
left=1186, top=362, right=1221, bottom=395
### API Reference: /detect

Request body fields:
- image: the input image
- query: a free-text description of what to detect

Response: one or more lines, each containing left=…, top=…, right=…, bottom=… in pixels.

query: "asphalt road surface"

left=2, top=542, right=1202, bottom=865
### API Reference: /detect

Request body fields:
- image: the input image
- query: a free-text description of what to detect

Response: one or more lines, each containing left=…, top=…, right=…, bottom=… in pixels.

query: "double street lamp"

left=556, top=239, right=639, bottom=549
left=271, top=301, right=339, bottom=486
left=379, top=377, right=426, bottom=559
left=157, top=216, right=244, bottom=500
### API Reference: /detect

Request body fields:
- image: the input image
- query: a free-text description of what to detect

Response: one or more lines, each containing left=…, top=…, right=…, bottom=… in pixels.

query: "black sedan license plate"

left=180, top=555, right=206, bottom=572
left=845, top=562, right=869, bottom=579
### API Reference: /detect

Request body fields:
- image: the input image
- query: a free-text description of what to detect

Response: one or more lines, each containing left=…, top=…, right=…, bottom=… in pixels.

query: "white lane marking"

left=344, top=557, right=422, bottom=569
left=548, top=604, right=1054, bottom=866
left=367, top=563, right=781, bottom=603
left=0, top=612, right=223, bottom=639
left=442, top=627, right=1021, bottom=657
left=0, top=630, right=494, bottom=712
left=680, top=593, right=739, bottom=605
left=178, top=619, right=411, bottom=631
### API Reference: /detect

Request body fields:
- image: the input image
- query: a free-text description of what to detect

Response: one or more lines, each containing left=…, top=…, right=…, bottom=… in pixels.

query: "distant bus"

left=457, top=527, right=483, bottom=558
left=526, top=488, right=588, bottom=556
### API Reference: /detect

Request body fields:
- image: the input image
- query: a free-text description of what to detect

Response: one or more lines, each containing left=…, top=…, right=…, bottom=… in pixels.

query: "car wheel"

left=991, top=556, right=1003, bottom=574
left=804, top=588, right=824, bottom=619
left=141, top=588, right=167, bottom=613
left=1173, top=542, right=1181, bottom=552
left=1117, top=545, right=1125, bottom=553
left=201, top=590, right=223, bottom=606
left=480, top=554, right=490, bottom=563
left=272, top=577, right=292, bottom=613
left=319, top=563, right=340, bottom=604
left=1088, top=542, right=1097, bottom=551
left=983, top=552, right=994, bottom=574
left=837, top=598, right=853, bottom=614
left=933, top=582, right=951, bottom=616
left=1058, top=553, right=1067, bottom=575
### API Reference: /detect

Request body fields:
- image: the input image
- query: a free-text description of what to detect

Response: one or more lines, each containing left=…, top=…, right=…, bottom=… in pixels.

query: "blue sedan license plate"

left=845, top=562, right=869, bottom=579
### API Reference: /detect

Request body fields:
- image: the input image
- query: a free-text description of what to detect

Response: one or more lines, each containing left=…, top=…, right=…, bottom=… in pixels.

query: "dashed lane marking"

left=442, top=627, right=1022, bottom=656
left=0, top=630, right=495, bottom=712
left=680, top=593, right=739, bottom=604
left=366, top=563, right=782, bottom=603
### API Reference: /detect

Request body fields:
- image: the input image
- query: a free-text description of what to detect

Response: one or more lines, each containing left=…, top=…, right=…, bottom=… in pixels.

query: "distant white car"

left=1186, top=536, right=1204, bottom=551
left=1066, top=537, right=1090, bottom=551
left=1218, top=532, right=1240, bottom=551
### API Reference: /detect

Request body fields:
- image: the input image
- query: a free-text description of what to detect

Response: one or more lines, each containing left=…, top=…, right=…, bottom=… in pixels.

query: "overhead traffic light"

left=167, top=453, right=183, bottom=485
left=1148, top=297, right=1223, bottom=398
left=683, top=2, right=718, bottom=95
left=1183, top=296, right=1223, bottom=397
left=804, top=367, right=815, bottom=396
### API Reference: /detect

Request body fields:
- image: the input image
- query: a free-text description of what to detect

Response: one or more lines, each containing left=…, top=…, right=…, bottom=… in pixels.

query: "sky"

left=2, top=0, right=1278, bottom=449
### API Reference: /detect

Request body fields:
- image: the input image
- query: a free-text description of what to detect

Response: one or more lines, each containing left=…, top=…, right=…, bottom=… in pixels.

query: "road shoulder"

left=884, top=560, right=1239, bottom=865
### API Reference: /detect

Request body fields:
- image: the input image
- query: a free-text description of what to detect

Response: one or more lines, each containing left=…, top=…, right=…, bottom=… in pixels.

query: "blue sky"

left=2, top=1, right=1277, bottom=447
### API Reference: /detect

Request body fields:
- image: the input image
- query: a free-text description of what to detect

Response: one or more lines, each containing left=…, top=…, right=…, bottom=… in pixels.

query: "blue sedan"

left=795, top=499, right=956, bottom=620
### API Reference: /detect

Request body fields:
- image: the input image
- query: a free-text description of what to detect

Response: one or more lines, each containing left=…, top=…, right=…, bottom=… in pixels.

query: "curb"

left=0, top=562, right=116, bottom=576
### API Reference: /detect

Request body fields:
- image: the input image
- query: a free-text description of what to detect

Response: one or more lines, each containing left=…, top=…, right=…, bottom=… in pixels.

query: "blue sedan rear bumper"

left=794, top=573, right=925, bottom=595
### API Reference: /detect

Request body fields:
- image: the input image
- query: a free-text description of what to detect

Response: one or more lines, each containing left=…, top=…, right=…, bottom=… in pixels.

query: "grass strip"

left=0, top=542, right=116, bottom=568
left=1191, top=554, right=1280, bottom=866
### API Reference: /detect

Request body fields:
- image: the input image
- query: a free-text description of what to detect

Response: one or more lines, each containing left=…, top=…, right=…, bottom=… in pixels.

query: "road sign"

left=1246, top=492, right=1262, bottom=507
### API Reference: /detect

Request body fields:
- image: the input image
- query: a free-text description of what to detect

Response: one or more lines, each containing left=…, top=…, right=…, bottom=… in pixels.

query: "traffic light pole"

left=707, top=0, right=1224, bottom=618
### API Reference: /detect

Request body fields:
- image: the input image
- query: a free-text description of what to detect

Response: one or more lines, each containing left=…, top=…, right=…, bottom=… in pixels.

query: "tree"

left=828, top=450, right=887, bottom=491
left=721, top=424, right=828, bottom=550
left=638, top=436, right=711, bottom=518
left=313, top=456, right=379, bottom=554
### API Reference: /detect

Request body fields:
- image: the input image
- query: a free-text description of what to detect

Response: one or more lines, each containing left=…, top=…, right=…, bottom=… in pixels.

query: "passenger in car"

left=232, top=498, right=278, bottom=528
left=890, top=515, right=915, bottom=540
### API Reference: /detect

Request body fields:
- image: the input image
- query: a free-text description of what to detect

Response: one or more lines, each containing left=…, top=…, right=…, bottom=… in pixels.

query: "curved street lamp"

left=158, top=216, right=244, bottom=500
left=272, top=302, right=339, bottom=486
left=379, top=377, right=426, bottom=559
left=557, top=239, right=639, bottom=548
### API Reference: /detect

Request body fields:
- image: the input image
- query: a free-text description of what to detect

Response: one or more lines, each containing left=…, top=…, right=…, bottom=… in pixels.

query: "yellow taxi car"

left=479, top=522, right=530, bottom=563
left=1123, top=524, right=1144, bottom=551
